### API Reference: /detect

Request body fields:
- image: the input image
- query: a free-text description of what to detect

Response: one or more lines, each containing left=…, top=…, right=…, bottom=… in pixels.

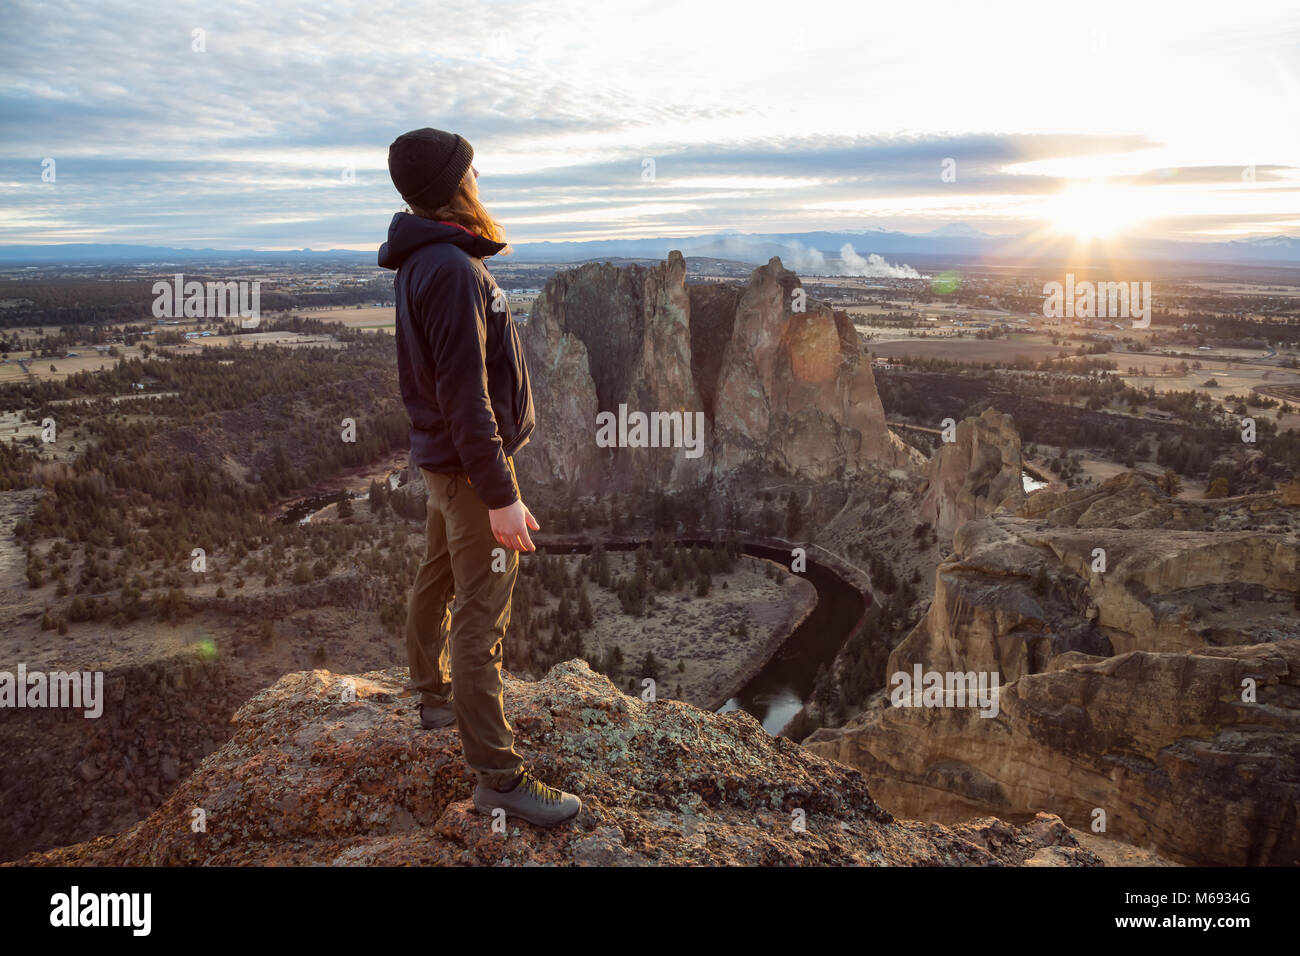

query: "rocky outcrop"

left=18, top=661, right=1100, bottom=867
left=919, top=408, right=1025, bottom=543
left=807, top=641, right=1300, bottom=866
left=389, top=462, right=427, bottom=519
left=0, top=649, right=242, bottom=861
left=711, top=257, right=914, bottom=479
left=522, top=252, right=702, bottom=492
left=893, top=479, right=1298, bottom=681
left=1282, top=478, right=1300, bottom=507
left=520, top=253, right=915, bottom=496
left=805, top=473, right=1300, bottom=865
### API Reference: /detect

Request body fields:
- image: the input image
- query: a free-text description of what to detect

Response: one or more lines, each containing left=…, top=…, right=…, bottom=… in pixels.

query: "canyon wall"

left=519, top=253, right=916, bottom=496
left=0, top=650, right=241, bottom=860
left=806, top=473, right=1300, bottom=865
left=918, top=407, right=1026, bottom=543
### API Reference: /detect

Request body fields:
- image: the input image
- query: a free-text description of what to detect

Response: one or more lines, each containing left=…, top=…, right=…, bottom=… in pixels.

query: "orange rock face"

left=918, top=408, right=1026, bottom=543
left=807, top=474, right=1300, bottom=865
left=521, top=253, right=915, bottom=497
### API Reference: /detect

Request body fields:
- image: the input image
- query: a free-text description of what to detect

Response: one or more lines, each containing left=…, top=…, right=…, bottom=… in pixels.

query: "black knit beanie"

left=387, top=128, right=474, bottom=209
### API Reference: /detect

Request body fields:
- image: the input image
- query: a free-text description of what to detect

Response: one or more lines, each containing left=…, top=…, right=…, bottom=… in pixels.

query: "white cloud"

left=0, top=0, right=1296, bottom=246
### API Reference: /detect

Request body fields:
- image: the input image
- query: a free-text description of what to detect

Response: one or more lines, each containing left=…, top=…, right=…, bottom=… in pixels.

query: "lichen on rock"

left=18, top=660, right=1099, bottom=867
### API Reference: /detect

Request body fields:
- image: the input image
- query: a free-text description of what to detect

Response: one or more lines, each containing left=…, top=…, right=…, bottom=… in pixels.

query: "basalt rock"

left=389, top=462, right=427, bottom=520
left=519, top=253, right=915, bottom=496
left=918, top=408, right=1026, bottom=543
left=0, top=650, right=243, bottom=862
left=805, top=473, right=1300, bottom=865
left=17, top=660, right=1100, bottom=867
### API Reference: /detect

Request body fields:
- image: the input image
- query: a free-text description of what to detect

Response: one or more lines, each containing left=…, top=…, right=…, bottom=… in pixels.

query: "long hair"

left=407, top=168, right=509, bottom=250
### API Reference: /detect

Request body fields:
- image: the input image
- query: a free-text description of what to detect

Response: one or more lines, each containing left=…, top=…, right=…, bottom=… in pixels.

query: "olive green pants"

left=404, top=461, right=524, bottom=789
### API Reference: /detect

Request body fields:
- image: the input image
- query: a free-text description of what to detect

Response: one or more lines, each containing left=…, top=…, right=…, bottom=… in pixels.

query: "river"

left=712, top=541, right=867, bottom=735
left=276, top=490, right=869, bottom=736
left=277, top=473, right=401, bottom=525
left=523, top=538, right=868, bottom=737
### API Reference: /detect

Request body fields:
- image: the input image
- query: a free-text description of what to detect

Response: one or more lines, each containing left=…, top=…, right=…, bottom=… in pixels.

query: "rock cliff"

left=520, top=253, right=915, bottom=495
left=18, top=661, right=1099, bottom=867
left=918, top=408, right=1026, bottom=543
left=0, top=650, right=240, bottom=861
left=806, top=473, right=1300, bottom=865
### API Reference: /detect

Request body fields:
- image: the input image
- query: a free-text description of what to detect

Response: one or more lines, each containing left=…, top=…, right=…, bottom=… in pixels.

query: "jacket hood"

left=377, top=212, right=507, bottom=270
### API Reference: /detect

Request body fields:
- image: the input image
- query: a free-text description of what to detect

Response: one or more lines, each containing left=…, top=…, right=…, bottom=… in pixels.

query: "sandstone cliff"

left=806, top=473, right=1300, bottom=865
left=520, top=253, right=915, bottom=496
left=18, top=661, right=1099, bottom=867
left=918, top=408, right=1026, bottom=543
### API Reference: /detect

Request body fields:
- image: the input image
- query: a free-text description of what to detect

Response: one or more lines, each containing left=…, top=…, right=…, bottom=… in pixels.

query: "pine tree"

left=785, top=491, right=803, bottom=537
left=639, top=649, right=661, bottom=682
left=578, top=585, right=593, bottom=626
left=602, top=644, right=624, bottom=679
left=368, top=479, right=389, bottom=513
left=812, top=663, right=834, bottom=709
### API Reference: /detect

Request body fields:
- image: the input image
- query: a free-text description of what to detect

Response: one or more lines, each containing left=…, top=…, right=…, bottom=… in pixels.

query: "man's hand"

left=489, top=499, right=541, bottom=552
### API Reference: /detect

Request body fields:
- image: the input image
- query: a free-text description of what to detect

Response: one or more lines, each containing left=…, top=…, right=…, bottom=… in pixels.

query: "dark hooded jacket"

left=378, top=212, right=534, bottom=509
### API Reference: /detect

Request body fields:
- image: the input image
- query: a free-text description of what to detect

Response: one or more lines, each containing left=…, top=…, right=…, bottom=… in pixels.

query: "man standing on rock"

left=379, top=127, right=581, bottom=828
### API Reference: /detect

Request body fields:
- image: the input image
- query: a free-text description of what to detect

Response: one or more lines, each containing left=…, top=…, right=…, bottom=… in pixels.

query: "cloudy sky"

left=2, top=0, right=1298, bottom=250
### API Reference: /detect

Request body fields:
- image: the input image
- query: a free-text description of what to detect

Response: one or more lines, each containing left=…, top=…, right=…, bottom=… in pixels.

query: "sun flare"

left=1049, top=181, right=1141, bottom=241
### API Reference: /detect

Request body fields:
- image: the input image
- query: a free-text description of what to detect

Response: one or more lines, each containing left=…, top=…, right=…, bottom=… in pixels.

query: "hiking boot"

left=473, top=771, right=582, bottom=827
left=418, top=702, right=456, bottom=729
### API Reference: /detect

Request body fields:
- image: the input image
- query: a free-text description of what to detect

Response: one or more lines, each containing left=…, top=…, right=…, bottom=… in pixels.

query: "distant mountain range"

left=506, top=227, right=1300, bottom=266
left=1, top=227, right=1298, bottom=266
left=0, top=244, right=368, bottom=264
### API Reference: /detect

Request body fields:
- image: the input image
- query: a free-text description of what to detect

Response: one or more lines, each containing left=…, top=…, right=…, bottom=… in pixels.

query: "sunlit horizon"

left=1, top=0, right=1298, bottom=251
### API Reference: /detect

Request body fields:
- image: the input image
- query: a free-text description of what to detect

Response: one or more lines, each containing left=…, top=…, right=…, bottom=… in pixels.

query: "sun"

left=1049, top=180, right=1140, bottom=241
